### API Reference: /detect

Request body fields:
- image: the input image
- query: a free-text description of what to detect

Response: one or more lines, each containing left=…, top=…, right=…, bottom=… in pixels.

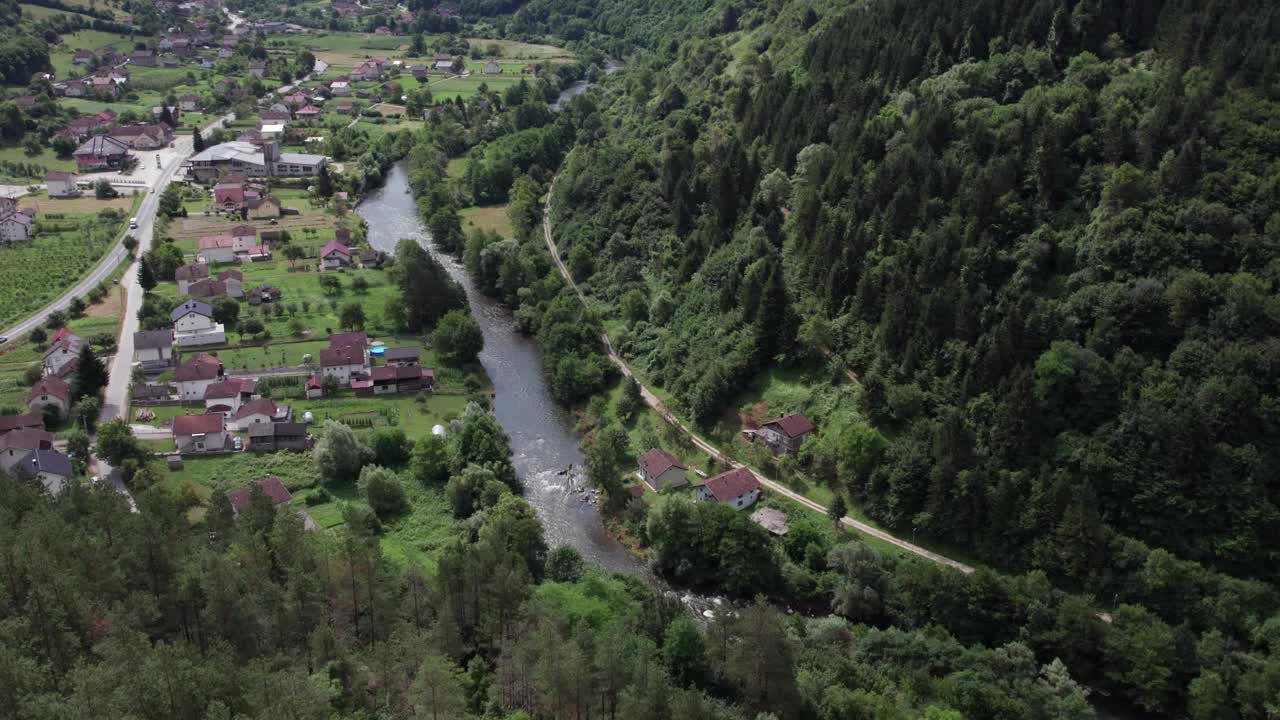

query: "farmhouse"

left=203, top=377, right=256, bottom=414
left=225, top=475, right=290, bottom=515
left=231, top=398, right=290, bottom=431
left=45, top=171, right=79, bottom=198
left=695, top=467, right=763, bottom=510
left=173, top=413, right=228, bottom=454
left=637, top=448, right=688, bottom=492
left=74, top=135, right=131, bottom=171
left=360, top=365, right=432, bottom=396
left=248, top=422, right=310, bottom=452
left=186, top=141, right=327, bottom=183
left=132, top=329, right=174, bottom=370
left=17, top=449, right=73, bottom=494
left=175, top=353, right=225, bottom=400
left=172, top=300, right=226, bottom=347
left=320, top=240, right=353, bottom=269
left=0, top=427, right=53, bottom=474
left=758, top=413, right=816, bottom=455
left=42, top=329, right=84, bottom=378
left=175, top=262, right=210, bottom=294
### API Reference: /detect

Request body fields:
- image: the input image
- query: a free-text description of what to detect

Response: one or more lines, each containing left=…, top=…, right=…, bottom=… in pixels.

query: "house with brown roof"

left=359, top=365, right=432, bottom=396
left=383, top=346, right=419, bottom=367
left=175, top=353, right=224, bottom=399
left=46, top=170, right=79, bottom=198
left=695, top=467, right=762, bottom=510
left=109, top=123, right=174, bottom=150
left=74, top=135, right=131, bottom=171
left=178, top=94, right=202, bottom=112
left=320, top=240, right=353, bottom=269
left=0, top=212, right=33, bottom=243
left=202, top=377, right=256, bottom=414
left=0, top=427, right=54, bottom=473
left=175, top=262, right=210, bottom=294
left=0, top=413, right=43, bottom=437
left=231, top=397, right=289, bottom=431
left=248, top=422, right=310, bottom=452
left=173, top=413, right=227, bottom=453
left=320, top=342, right=366, bottom=387
left=226, top=475, right=291, bottom=515
left=637, top=448, right=688, bottom=491
left=758, top=413, right=816, bottom=455
left=42, top=329, right=84, bottom=378
left=28, top=377, right=70, bottom=420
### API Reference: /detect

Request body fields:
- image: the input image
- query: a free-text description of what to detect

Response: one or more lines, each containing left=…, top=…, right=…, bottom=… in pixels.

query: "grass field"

left=0, top=144, right=77, bottom=180
left=18, top=192, right=136, bottom=214
left=459, top=205, right=513, bottom=238
left=464, top=38, right=574, bottom=60
left=0, top=213, right=125, bottom=329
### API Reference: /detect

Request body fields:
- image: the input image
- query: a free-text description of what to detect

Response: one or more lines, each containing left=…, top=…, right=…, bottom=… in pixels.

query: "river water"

left=358, top=162, right=643, bottom=574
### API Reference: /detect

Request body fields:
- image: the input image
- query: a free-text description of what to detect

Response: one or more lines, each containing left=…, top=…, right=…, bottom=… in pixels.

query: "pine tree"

left=316, top=163, right=333, bottom=197
left=192, top=126, right=204, bottom=152
left=71, top=343, right=107, bottom=400
left=159, top=105, right=174, bottom=127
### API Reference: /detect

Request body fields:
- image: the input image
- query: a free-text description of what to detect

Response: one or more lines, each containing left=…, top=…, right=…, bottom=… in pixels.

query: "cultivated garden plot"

left=0, top=211, right=128, bottom=328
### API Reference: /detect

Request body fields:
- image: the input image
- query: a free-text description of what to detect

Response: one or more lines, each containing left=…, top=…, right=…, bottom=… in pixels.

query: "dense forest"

left=455, top=0, right=1280, bottom=715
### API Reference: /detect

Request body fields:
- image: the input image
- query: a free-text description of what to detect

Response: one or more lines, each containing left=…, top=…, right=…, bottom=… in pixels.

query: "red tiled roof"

left=175, top=262, right=210, bottom=282
left=175, top=353, right=223, bottom=382
left=29, top=376, right=69, bottom=404
left=370, top=365, right=421, bottom=382
left=0, top=413, right=43, bottom=434
left=762, top=413, right=816, bottom=438
left=203, top=378, right=253, bottom=400
left=320, top=240, right=352, bottom=258
left=226, top=475, right=291, bottom=514
left=638, top=448, right=685, bottom=478
left=0, top=427, right=54, bottom=452
left=233, top=397, right=278, bottom=420
left=319, top=343, right=364, bottom=367
left=328, top=331, right=366, bottom=349
left=198, top=234, right=234, bottom=250
left=173, top=413, right=224, bottom=435
left=702, top=467, right=761, bottom=502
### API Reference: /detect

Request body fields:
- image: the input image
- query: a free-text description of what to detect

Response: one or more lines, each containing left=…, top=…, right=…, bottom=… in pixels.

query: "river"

left=358, top=163, right=643, bottom=574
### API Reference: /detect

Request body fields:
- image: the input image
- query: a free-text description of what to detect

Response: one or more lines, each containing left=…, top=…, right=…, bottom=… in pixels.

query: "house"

left=28, top=376, right=69, bottom=420
left=231, top=397, right=289, bottom=430
left=0, top=413, right=43, bottom=439
left=225, top=475, right=290, bottom=515
left=433, top=55, right=454, bottom=72
left=483, top=60, right=502, bottom=75
left=203, top=377, right=256, bottom=414
left=248, top=422, right=310, bottom=452
left=637, top=448, right=688, bottom=492
left=329, top=80, right=351, bottom=96
left=320, top=240, right=352, bottom=269
left=409, top=64, right=428, bottom=80
left=249, top=60, right=267, bottom=78
left=245, top=283, right=281, bottom=305
left=0, top=212, right=33, bottom=242
left=360, top=249, right=387, bottom=268
left=175, top=353, right=224, bottom=399
left=198, top=235, right=236, bottom=263
left=0, top=428, right=54, bottom=473
left=320, top=343, right=366, bottom=387
left=133, top=329, right=174, bottom=370
left=90, top=76, right=120, bottom=99
left=259, top=123, right=285, bottom=140
left=42, top=329, right=83, bottom=378
left=384, top=346, right=419, bottom=367
left=18, top=449, right=73, bottom=494
left=750, top=507, right=790, bottom=536
left=131, top=383, right=173, bottom=402
left=758, top=413, right=816, bottom=455
left=73, top=49, right=94, bottom=65
left=109, top=124, right=173, bottom=150
left=73, top=135, right=131, bottom=171
left=186, top=141, right=326, bottom=183
left=172, top=300, right=226, bottom=347
left=335, top=101, right=355, bottom=115
left=230, top=224, right=257, bottom=249
left=175, top=262, right=210, bottom=294
left=361, top=365, right=431, bottom=396
left=260, top=109, right=291, bottom=123
left=295, top=104, right=322, bottom=118
left=246, top=195, right=282, bottom=220
left=173, top=413, right=228, bottom=453
left=305, top=375, right=324, bottom=399
left=130, top=49, right=157, bottom=66
left=46, top=171, right=79, bottom=198
left=696, top=467, right=762, bottom=510
left=178, top=94, right=201, bottom=111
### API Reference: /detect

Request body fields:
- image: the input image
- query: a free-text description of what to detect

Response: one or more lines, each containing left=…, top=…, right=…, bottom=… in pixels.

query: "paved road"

left=540, top=176, right=975, bottom=574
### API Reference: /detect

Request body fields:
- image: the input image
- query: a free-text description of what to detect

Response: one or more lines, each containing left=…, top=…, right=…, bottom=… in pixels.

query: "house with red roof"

left=359, top=365, right=433, bottom=396
left=695, top=467, right=763, bottom=511
left=320, top=240, right=353, bottom=269
left=295, top=104, right=322, bottom=118
left=758, top=413, right=816, bottom=455
left=226, top=475, right=292, bottom=515
left=46, top=170, right=79, bottom=198
left=202, top=377, right=256, bottom=414
left=637, top=448, right=688, bottom=491
left=0, top=413, right=43, bottom=438
left=28, top=376, right=70, bottom=420
left=175, top=353, right=224, bottom=400
left=173, top=413, right=227, bottom=453
left=0, top=427, right=54, bottom=474
left=231, top=397, right=290, bottom=431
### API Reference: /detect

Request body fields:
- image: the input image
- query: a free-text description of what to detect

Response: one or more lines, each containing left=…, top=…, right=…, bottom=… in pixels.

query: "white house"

left=173, top=413, right=228, bottom=454
left=198, top=234, right=237, bottom=264
left=329, top=80, right=351, bottom=96
left=28, top=376, right=70, bottom=420
left=319, top=343, right=366, bottom=387
left=46, top=171, right=79, bottom=198
left=758, top=413, right=816, bottom=455
left=230, top=397, right=288, bottom=431
left=202, top=377, right=256, bottom=415
left=637, top=448, right=688, bottom=492
left=172, top=300, right=226, bottom=347
left=175, top=353, right=225, bottom=400
left=42, top=330, right=84, bottom=378
left=695, top=467, right=763, bottom=511
left=132, top=329, right=174, bottom=370
left=0, top=212, right=33, bottom=242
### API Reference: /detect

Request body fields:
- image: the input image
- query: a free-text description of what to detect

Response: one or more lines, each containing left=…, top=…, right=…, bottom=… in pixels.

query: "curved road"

left=540, top=177, right=974, bottom=574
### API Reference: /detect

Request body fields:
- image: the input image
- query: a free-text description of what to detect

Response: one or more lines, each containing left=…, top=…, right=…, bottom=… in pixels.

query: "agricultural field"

left=0, top=144, right=78, bottom=182
left=0, top=211, right=127, bottom=328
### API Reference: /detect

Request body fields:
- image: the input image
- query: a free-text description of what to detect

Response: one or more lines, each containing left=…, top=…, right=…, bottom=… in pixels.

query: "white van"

left=129, top=217, right=138, bottom=229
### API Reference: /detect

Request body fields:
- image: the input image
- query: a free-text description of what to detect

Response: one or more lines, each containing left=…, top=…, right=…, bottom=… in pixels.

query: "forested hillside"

left=529, top=0, right=1280, bottom=712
